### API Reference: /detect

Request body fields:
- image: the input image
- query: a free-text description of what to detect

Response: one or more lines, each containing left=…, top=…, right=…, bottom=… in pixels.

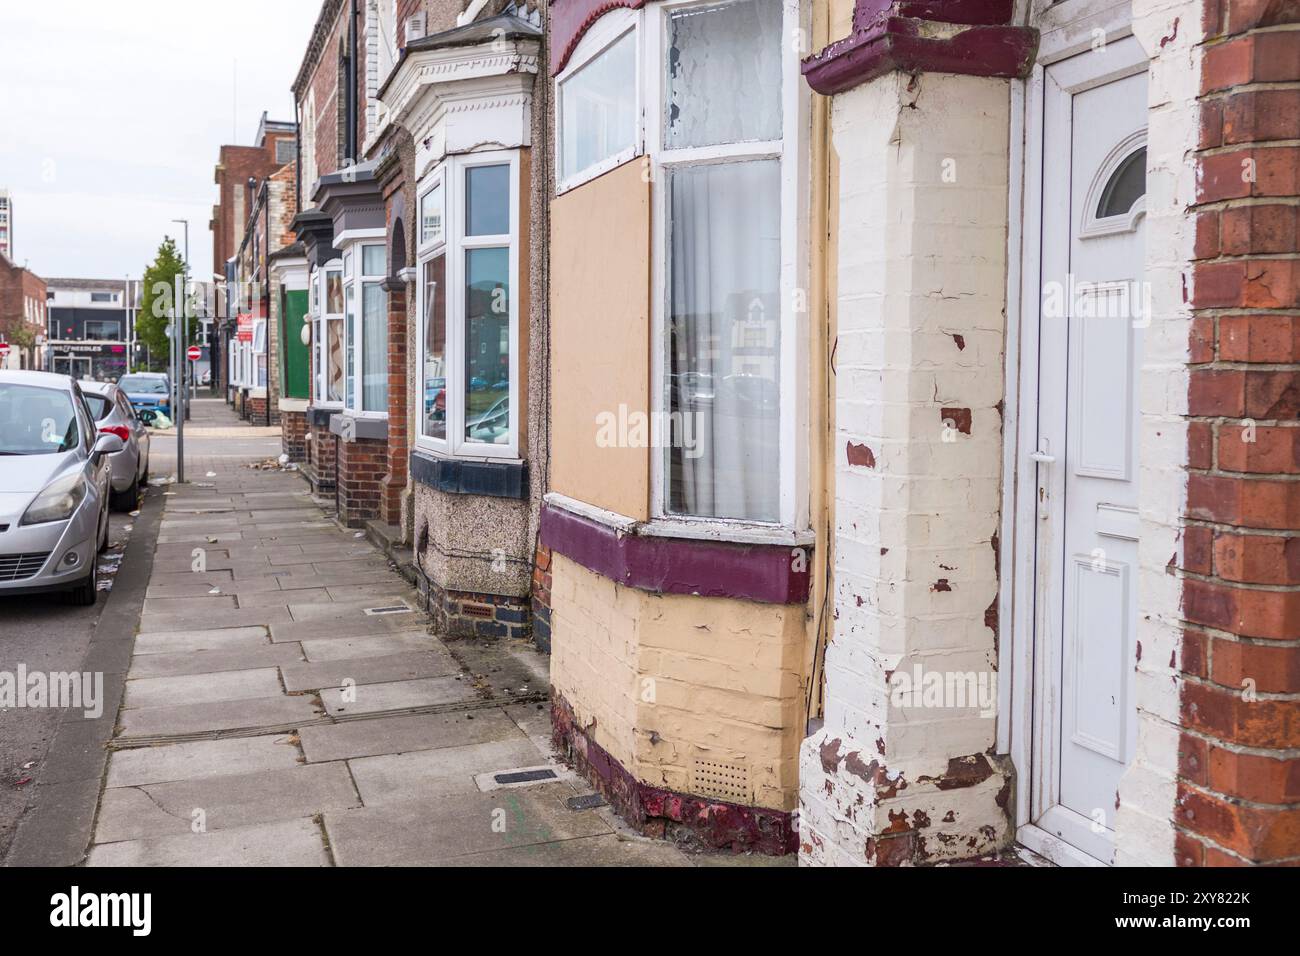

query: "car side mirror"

left=93, top=433, right=125, bottom=458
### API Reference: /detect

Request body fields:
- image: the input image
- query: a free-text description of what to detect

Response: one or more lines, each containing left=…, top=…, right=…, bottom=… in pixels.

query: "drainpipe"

left=346, top=0, right=359, bottom=164
left=264, top=181, right=272, bottom=428
left=294, top=96, right=302, bottom=212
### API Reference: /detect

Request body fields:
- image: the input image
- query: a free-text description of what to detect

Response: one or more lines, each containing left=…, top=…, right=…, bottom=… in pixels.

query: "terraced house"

left=267, top=0, right=1300, bottom=866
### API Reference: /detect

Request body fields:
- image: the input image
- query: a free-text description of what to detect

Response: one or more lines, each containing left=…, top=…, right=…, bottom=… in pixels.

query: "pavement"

left=10, top=398, right=781, bottom=867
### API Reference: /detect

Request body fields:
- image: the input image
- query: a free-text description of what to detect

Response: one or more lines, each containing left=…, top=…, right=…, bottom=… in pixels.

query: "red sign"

left=0, top=342, right=9, bottom=356
left=236, top=313, right=254, bottom=343
left=187, top=346, right=202, bottom=361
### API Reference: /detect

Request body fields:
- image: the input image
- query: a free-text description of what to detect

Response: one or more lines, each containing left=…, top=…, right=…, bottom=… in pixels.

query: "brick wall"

left=282, top=410, right=309, bottom=462
left=531, top=543, right=552, bottom=652
left=1175, top=0, right=1300, bottom=866
left=336, top=434, right=387, bottom=526
left=307, top=423, right=338, bottom=494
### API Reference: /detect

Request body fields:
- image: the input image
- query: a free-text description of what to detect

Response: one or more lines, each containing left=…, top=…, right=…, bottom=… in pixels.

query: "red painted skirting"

left=802, top=1, right=1038, bottom=95
left=540, top=500, right=812, bottom=604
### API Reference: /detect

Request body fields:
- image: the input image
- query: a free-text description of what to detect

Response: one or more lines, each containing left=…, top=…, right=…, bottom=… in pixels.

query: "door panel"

left=1031, top=39, right=1148, bottom=863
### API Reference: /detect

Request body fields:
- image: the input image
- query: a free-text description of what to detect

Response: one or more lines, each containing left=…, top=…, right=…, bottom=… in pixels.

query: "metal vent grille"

left=0, top=551, right=51, bottom=582
left=691, top=759, right=751, bottom=803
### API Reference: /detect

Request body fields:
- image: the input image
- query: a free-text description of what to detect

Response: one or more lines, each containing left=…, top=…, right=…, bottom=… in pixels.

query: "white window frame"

left=253, top=319, right=268, bottom=388
left=555, top=9, right=643, bottom=195
left=416, top=167, right=449, bottom=452
left=313, top=260, right=345, bottom=407
left=415, top=149, right=521, bottom=460
left=646, top=0, right=809, bottom=533
left=337, top=230, right=388, bottom=418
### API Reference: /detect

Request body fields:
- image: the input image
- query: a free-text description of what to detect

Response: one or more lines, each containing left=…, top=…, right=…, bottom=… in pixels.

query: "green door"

left=281, top=289, right=310, bottom=399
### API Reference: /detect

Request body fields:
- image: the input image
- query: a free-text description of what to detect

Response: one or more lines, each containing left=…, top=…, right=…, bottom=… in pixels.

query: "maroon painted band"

left=802, top=0, right=1038, bottom=96
left=540, top=501, right=812, bottom=605
left=549, top=0, right=648, bottom=76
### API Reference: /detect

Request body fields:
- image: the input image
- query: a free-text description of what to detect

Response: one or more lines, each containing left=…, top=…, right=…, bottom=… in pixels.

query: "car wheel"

left=111, top=475, right=139, bottom=513
left=67, top=551, right=98, bottom=607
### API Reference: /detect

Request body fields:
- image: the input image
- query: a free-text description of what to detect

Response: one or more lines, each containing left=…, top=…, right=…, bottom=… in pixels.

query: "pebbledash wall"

left=797, top=0, right=1300, bottom=867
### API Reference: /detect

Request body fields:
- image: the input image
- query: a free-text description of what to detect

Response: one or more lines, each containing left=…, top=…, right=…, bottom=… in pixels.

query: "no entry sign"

left=187, top=346, right=201, bottom=361
left=0, top=342, right=10, bottom=357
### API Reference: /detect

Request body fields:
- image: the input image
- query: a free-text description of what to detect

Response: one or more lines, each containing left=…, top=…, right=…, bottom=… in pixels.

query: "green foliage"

left=136, top=237, right=197, bottom=361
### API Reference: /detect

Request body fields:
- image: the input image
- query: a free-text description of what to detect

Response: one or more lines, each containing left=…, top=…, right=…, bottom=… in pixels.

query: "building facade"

left=268, top=0, right=1300, bottom=865
left=0, top=189, right=12, bottom=260
left=44, top=277, right=137, bottom=381
left=0, top=253, right=46, bottom=371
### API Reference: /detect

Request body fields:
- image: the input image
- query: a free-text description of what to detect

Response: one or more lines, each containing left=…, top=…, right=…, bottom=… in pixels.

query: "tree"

left=136, top=237, right=195, bottom=369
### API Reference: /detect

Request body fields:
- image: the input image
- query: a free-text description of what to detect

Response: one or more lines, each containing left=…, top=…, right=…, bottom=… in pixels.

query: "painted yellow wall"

left=549, top=161, right=651, bottom=520
left=551, top=554, right=808, bottom=811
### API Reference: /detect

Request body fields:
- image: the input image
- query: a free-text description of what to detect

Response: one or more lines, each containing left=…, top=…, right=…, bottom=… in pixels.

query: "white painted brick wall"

left=1114, top=0, right=1203, bottom=868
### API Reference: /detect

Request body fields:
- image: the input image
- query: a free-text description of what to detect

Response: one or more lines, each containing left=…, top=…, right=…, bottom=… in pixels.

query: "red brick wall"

left=381, top=281, right=408, bottom=526
left=1179, top=0, right=1300, bottom=866
left=212, top=143, right=292, bottom=279
left=308, top=423, right=338, bottom=494
left=282, top=410, right=309, bottom=463
left=337, top=435, right=387, bottom=526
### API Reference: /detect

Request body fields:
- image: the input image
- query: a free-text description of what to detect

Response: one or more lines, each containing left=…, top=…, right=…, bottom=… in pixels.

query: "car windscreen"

left=0, top=383, right=81, bottom=455
left=120, top=376, right=167, bottom=394
left=83, top=393, right=114, bottom=420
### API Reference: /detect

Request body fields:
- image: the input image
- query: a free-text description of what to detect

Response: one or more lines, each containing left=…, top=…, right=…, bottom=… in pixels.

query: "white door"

left=1030, top=38, right=1148, bottom=865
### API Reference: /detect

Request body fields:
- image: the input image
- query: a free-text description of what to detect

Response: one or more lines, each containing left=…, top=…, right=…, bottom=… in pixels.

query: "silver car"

left=0, top=370, right=124, bottom=606
left=81, top=380, right=150, bottom=511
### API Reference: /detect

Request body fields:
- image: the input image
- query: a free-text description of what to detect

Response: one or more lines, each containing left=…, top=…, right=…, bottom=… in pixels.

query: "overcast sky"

left=0, top=0, right=321, bottom=282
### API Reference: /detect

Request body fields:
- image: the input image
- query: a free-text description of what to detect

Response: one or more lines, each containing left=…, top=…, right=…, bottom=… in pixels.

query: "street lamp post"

left=172, top=218, right=191, bottom=419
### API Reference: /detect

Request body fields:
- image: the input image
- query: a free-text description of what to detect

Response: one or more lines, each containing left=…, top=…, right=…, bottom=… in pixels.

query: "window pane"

left=362, top=244, right=386, bottom=276
left=1097, top=147, right=1147, bottom=218
left=464, top=247, right=509, bottom=445
left=325, top=270, right=343, bottom=313
left=421, top=183, right=444, bottom=246
left=326, top=317, right=345, bottom=402
left=560, top=30, right=637, bottom=181
left=665, top=0, right=782, bottom=149
left=345, top=284, right=355, bottom=408
left=666, top=159, right=781, bottom=522
left=362, top=282, right=388, bottom=412
left=465, top=165, right=509, bottom=236
left=422, top=255, right=447, bottom=440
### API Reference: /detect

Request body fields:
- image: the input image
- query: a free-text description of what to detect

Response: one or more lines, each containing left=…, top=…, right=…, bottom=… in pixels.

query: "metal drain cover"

left=566, top=793, right=607, bottom=811
left=474, top=764, right=574, bottom=792
left=495, top=769, right=557, bottom=785
left=363, top=604, right=413, bottom=616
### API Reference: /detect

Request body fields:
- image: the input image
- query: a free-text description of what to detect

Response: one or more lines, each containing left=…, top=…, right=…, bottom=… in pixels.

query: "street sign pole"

left=174, top=274, right=185, bottom=484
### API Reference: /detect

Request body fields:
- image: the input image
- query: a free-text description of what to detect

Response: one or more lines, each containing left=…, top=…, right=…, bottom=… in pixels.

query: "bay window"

left=555, top=0, right=802, bottom=528
left=339, top=238, right=388, bottom=417
left=416, top=151, right=519, bottom=458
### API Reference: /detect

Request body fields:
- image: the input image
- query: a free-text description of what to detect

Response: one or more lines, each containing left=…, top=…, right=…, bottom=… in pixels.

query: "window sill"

left=410, top=448, right=527, bottom=500
left=329, top=413, right=388, bottom=442
left=540, top=493, right=812, bottom=605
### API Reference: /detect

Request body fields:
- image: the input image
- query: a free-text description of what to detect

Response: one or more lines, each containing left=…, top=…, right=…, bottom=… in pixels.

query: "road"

left=0, top=509, right=136, bottom=860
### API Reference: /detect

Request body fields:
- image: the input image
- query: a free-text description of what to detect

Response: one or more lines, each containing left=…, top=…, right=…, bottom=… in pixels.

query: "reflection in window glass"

left=345, top=284, right=355, bottom=409
left=667, top=159, right=781, bottom=522
left=326, top=318, right=345, bottom=402
left=421, top=183, right=444, bottom=246
left=423, top=255, right=447, bottom=440
left=665, top=0, right=782, bottom=149
left=465, top=165, right=510, bottom=236
left=362, top=282, right=387, bottom=412
left=362, top=244, right=386, bottom=276
left=560, top=30, right=637, bottom=182
left=464, top=247, right=509, bottom=445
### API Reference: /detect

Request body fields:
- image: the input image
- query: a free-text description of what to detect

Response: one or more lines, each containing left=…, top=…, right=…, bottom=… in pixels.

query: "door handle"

left=1032, top=439, right=1054, bottom=520
left=1029, top=450, right=1056, bottom=464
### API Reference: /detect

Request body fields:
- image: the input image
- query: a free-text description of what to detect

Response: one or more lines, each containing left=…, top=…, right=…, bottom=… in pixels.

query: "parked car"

left=80, top=381, right=150, bottom=512
left=118, top=372, right=172, bottom=418
left=0, top=370, right=124, bottom=606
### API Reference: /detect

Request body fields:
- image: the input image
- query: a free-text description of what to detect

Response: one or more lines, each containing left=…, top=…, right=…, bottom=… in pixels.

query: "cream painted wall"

left=551, top=554, right=809, bottom=810
left=549, top=160, right=651, bottom=520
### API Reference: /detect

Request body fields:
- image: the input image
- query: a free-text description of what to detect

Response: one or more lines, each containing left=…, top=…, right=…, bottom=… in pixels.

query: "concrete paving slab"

left=348, top=737, right=546, bottom=805
left=106, top=735, right=302, bottom=788
left=281, top=651, right=460, bottom=692
left=87, top=817, right=329, bottom=867
left=128, top=643, right=304, bottom=679
left=94, top=763, right=359, bottom=842
left=289, top=599, right=414, bottom=621
left=505, top=702, right=556, bottom=756
left=124, top=668, right=284, bottom=709
left=234, top=587, right=328, bottom=608
left=133, top=625, right=269, bottom=655
left=156, top=532, right=244, bottom=544
left=443, top=833, right=692, bottom=867
left=324, top=785, right=610, bottom=865
left=138, top=606, right=292, bottom=631
left=319, top=676, right=478, bottom=716
left=143, top=595, right=238, bottom=614
left=300, top=632, right=443, bottom=662
left=298, top=709, right=521, bottom=762
left=270, top=617, right=430, bottom=643
left=118, top=695, right=321, bottom=738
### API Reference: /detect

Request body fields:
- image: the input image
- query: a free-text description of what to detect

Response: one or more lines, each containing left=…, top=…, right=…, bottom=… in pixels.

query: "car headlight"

left=22, top=473, right=89, bottom=525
